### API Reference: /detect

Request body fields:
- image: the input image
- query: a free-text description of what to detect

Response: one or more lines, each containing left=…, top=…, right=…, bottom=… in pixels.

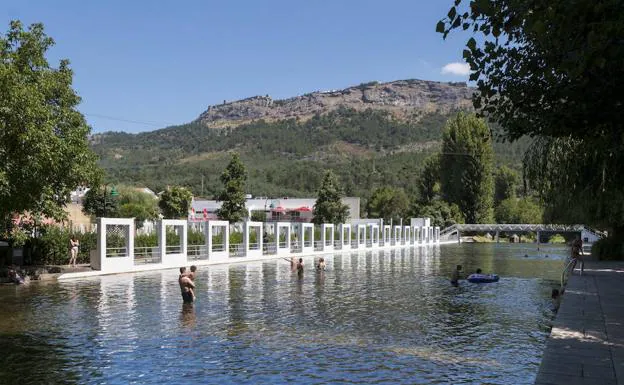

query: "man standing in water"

left=179, top=267, right=195, bottom=303
left=296, top=258, right=304, bottom=278
left=451, top=265, right=462, bottom=287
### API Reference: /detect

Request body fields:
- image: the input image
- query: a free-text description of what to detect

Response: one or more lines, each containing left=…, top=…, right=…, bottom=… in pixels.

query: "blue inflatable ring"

left=467, top=273, right=500, bottom=283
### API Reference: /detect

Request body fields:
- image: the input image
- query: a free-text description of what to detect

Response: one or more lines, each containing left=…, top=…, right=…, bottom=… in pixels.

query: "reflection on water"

left=0, top=244, right=566, bottom=384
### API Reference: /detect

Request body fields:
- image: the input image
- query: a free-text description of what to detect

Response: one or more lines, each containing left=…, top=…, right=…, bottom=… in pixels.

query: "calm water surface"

left=0, top=243, right=568, bottom=384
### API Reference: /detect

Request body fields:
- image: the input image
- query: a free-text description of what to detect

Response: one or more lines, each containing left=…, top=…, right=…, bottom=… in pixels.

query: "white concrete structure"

left=159, top=219, right=188, bottom=267
left=403, top=226, right=411, bottom=245
left=383, top=225, right=391, bottom=245
left=68, top=216, right=451, bottom=280
left=393, top=226, right=402, bottom=246
left=321, top=224, right=334, bottom=252
left=368, top=224, right=380, bottom=248
left=243, top=221, right=263, bottom=258
left=274, top=222, right=291, bottom=256
left=355, top=224, right=366, bottom=249
left=339, top=224, right=351, bottom=251
left=299, top=223, right=314, bottom=254
left=207, top=220, right=229, bottom=262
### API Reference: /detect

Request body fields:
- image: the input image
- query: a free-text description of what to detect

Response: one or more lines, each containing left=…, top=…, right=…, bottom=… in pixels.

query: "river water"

left=0, top=243, right=568, bottom=384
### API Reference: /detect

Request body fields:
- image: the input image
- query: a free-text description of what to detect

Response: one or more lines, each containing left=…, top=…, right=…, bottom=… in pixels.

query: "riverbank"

left=535, top=260, right=624, bottom=384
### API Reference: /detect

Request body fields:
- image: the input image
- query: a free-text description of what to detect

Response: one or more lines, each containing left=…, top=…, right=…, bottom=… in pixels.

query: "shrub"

left=549, top=234, right=566, bottom=244
left=591, top=237, right=624, bottom=261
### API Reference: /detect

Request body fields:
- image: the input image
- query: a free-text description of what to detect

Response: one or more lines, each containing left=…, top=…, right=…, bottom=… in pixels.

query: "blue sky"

left=2, top=0, right=471, bottom=133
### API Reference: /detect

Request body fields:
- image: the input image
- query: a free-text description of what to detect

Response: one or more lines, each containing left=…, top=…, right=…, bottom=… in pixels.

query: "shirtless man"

left=179, top=267, right=195, bottom=303
left=296, top=258, right=304, bottom=278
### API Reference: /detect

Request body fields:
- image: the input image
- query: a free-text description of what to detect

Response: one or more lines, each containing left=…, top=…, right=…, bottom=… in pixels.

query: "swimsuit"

left=181, top=291, right=194, bottom=303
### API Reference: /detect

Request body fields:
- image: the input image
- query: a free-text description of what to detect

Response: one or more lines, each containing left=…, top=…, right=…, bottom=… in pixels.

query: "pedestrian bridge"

left=440, top=224, right=605, bottom=244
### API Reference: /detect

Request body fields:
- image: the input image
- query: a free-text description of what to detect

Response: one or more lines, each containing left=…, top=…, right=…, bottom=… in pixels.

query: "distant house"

left=189, top=197, right=360, bottom=222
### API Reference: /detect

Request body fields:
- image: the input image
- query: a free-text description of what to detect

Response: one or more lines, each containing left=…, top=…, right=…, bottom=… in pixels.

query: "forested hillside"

left=92, top=106, right=530, bottom=201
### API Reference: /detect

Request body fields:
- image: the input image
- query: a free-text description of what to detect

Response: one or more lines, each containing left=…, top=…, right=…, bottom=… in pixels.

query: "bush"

left=591, top=237, right=624, bottom=260
left=549, top=234, right=566, bottom=244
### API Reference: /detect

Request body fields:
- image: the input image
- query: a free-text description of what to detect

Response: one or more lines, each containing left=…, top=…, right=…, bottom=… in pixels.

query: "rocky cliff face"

left=196, top=79, right=473, bottom=128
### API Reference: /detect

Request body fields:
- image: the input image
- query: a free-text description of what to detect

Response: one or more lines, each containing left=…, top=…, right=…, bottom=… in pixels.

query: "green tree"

left=495, top=197, right=543, bottom=224
left=159, top=186, right=193, bottom=219
left=417, top=154, right=441, bottom=204
left=0, top=21, right=100, bottom=228
left=366, top=187, right=409, bottom=222
left=82, top=186, right=120, bottom=218
left=312, top=170, right=349, bottom=225
left=216, top=152, right=247, bottom=222
left=117, top=188, right=160, bottom=228
left=494, top=166, right=520, bottom=204
left=440, top=113, right=494, bottom=223
left=410, top=200, right=465, bottom=228
left=439, top=0, right=624, bottom=241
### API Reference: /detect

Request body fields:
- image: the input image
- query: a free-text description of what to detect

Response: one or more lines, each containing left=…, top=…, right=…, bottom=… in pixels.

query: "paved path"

left=535, top=261, right=624, bottom=385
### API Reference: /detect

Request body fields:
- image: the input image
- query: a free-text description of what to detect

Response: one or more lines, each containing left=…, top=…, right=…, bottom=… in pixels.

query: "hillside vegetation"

left=92, top=106, right=530, bottom=201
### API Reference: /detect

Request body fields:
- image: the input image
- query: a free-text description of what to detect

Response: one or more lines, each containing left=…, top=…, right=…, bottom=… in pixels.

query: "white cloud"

left=441, top=62, right=470, bottom=76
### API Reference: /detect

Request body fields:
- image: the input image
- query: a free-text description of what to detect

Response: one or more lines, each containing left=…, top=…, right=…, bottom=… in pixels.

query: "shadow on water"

left=0, top=333, right=86, bottom=384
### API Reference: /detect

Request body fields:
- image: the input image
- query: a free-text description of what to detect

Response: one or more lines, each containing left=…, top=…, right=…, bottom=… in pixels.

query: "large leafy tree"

left=494, top=166, right=519, bottom=205
left=366, top=187, right=409, bottom=222
left=439, top=1, right=624, bottom=237
left=440, top=113, right=494, bottom=223
left=410, top=200, right=465, bottom=228
left=312, top=170, right=349, bottom=225
left=116, top=188, right=160, bottom=228
left=82, top=186, right=119, bottom=218
left=159, top=186, right=193, bottom=219
left=216, top=152, right=247, bottom=222
left=0, top=21, right=100, bottom=228
left=417, top=154, right=441, bottom=205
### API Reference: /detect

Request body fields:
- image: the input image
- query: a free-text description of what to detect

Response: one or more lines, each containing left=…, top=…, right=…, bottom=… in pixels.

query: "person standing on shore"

left=68, top=236, right=80, bottom=268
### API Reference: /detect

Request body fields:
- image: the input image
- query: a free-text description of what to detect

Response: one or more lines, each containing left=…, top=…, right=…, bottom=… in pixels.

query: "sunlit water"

left=0, top=243, right=568, bottom=384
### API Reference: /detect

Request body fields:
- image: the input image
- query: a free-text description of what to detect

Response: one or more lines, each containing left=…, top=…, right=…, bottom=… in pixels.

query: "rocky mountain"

left=93, top=78, right=528, bottom=200
left=196, top=79, right=473, bottom=128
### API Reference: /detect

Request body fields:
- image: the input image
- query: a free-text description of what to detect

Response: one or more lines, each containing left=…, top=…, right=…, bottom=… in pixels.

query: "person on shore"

left=296, top=258, right=304, bottom=278
left=551, top=288, right=561, bottom=311
left=316, top=257, right=326, bottom=272
left=68, top=235, right=80, bottom=268
left=571, top=237, right=584, bottom=275
left=179, top=267, right=195, bottom=303
left=451, top=265, right=462, bottom=287
left=7, top=267, right=25, bottom=285
left=475, top=268, right=482, bottom=274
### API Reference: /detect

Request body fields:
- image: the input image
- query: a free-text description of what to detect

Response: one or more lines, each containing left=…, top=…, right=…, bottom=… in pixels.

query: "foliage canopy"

left=0, top=21, right=100, bottom=225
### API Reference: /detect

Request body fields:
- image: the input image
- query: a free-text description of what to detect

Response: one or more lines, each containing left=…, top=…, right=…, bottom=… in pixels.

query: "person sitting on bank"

left=179, top=267, right=196, bottom=303
left=451, top=265, right=462, bottom=286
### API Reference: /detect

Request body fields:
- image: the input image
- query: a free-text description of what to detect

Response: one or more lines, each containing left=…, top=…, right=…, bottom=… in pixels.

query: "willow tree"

left=440, top=113, right=494, bottom=223
left=439, top=0, right=624, bottom=239
left=0, top=21, right=100, bottom=231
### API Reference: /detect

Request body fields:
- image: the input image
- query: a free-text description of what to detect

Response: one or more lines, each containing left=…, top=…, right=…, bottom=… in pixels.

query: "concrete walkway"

left=535, top=260, right=624, bottom=385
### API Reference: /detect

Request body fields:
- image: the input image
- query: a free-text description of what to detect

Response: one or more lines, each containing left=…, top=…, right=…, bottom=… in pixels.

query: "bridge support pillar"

left=536, top=230, right=540, bottom=248
left=457, top=230, right=461, bottom=244
left=495, top=231, right=499, bottom=243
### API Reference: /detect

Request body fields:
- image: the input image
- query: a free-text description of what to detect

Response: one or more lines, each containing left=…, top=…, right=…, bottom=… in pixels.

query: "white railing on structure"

left=89, top=217, right=443, bottom=275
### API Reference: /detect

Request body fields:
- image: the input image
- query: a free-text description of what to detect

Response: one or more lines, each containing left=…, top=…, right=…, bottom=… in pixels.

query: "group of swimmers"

left=178, top=265, right=197, bottom=303
left=288, top=257, right=327, bottom=278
